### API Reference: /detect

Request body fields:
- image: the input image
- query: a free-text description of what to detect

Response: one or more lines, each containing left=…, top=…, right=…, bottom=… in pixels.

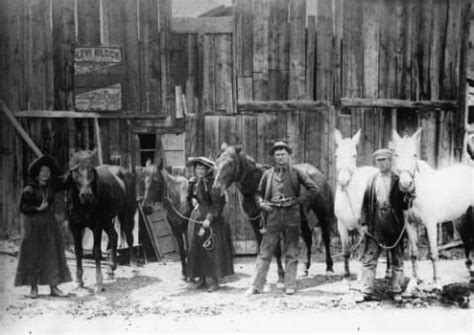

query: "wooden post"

left=175, top=86, right=184, bottom=119
left=456, top=0, right=471, bottom=160
left=93, top=118, right=103, bottom=165
left=0, top=100, right=43, bottom=158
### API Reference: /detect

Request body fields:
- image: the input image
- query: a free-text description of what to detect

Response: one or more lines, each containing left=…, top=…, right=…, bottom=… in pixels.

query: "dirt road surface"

left=1, top=240, right=473, bottom=334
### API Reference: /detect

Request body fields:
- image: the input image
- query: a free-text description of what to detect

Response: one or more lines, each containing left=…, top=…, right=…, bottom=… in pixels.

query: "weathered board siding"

left=0, top=0, right=172, bottom=239
left=0, top=0, right=470, bottom=250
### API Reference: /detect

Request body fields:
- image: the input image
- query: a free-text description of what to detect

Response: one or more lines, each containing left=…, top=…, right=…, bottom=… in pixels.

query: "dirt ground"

left=0, top=239, right=473, bottom=334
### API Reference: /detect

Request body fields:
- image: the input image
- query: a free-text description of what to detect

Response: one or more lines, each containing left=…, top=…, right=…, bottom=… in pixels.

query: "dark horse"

left=140, top=159, right=190, bottom=279
left=212, top=143, right=335, bottom=281
left=67, top=150, right=137, bottom=292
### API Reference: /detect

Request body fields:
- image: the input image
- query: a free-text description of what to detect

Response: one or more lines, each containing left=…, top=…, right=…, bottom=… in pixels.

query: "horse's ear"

left=352, top=129, right=362, bottom=146
left=392, top=129, right=402, bottom=144
left=235, top=143, right=243, bottom=153
left=145, top=159, right=152, bottom=167
left=413, top=128, right=422, bottom=142
left=221, top=142, right=228, bottom=151
left=334, top=129, right=343, bottom=146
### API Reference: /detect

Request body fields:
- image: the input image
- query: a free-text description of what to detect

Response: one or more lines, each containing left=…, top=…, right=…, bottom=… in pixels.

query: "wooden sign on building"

left=74, top=47, right=123, bottom=111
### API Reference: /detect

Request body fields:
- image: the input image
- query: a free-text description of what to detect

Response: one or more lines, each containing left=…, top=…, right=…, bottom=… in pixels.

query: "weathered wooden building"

left=1, top=0, right=472, bottom=254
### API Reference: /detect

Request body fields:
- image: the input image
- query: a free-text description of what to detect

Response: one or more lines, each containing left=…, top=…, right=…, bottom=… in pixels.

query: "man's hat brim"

left=186, top=157, right=216, bottom=169
left=28, top=155, right=62, bottom=179
left=269, top=142, right=292, bottom=156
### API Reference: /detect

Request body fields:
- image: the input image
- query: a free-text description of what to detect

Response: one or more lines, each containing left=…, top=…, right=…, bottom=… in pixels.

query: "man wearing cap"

left=246, top=141, right=318, bottom=296
left=356, top=148, right=409, bottom=303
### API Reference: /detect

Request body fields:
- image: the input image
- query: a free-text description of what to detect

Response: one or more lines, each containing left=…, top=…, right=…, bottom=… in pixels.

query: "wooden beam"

left=238, top=100, right=330, bottom=111
left=171, top=17, right=233, bottom=34
left=0, top=100, right=43, bottom=158
left=11, top=111, right=168, bottom=119
left=341, top=98, right=458, bottom=110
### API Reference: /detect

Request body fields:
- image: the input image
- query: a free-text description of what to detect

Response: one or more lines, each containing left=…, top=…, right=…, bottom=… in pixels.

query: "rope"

left=160, top=171, right=215, bottom=251
left=341, top=186, right=407, bottom=252
left=364, top=211, right=408, bottom=250
left=343, top=187, right=359, bottom=223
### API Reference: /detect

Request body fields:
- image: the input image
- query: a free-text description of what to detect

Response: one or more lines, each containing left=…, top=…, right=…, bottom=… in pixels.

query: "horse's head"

left=69, top=150, right=99, bottom=204
left=334, top=129, right=361, bottom=189
left=213, top=142, right=243, bottom=194
left=391, top=128, right=422, bottom=193
left=141, top=159, right=165, bottom=215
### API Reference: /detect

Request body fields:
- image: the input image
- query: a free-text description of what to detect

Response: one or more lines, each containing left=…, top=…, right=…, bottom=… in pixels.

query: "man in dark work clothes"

left=356, top=148, right=409, bottom=303
left=245, top=141, right=318, bottom=296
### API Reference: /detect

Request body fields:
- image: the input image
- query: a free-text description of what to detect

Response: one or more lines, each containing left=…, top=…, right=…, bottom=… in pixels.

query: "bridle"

left=397, top=159, right=420, bottom=203
left=155, top=169, right=216, bottom=251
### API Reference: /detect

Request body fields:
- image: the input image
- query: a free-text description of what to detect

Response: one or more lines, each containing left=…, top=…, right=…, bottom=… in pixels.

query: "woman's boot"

left=29, top=285, right=38, bottom=299
left=207, top=278, right=219, bottom=292
left=50, top=285, right=67, bottom=297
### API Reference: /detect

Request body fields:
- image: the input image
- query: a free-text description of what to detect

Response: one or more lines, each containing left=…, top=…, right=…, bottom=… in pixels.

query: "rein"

left=339, top=169, right=407, bottom=252
left=343, top=187, right=359, bottom=223
left=364, top=210, right=408, bottom=250
left=160, top=170, right=216, bottom=251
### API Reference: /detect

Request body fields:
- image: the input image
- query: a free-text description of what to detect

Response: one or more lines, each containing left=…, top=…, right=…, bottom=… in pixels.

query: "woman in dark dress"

left=15, top=155, right=72, bottom=298
left=185, top=157, right=234, bottom=292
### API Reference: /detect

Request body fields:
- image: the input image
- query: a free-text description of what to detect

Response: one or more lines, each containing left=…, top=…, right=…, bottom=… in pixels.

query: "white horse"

left=392, top=128, right=474, bottom=283
left=334, top=129, right=378, bottom=277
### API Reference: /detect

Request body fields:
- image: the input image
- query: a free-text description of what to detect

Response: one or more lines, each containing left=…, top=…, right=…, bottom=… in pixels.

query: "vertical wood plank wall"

left=0, top=0, right=470, bottom=250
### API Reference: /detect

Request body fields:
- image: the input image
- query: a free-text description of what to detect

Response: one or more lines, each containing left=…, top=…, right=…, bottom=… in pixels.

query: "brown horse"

left=67, top=150, right=137, bottom=293
left=140, top=159, right=190, bottom=279
left=212, top=143, right=335, bottom=281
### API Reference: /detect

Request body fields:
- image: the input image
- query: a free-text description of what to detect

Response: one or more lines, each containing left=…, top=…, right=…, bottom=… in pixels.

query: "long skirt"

left=186, top=208, right=234, bottom=279
left=14, top=210, right=72, bottom=286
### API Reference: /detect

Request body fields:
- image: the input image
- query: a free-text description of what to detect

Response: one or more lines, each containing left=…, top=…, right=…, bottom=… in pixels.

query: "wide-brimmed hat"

left=186, top=156, right=216, bottom=170
left=372, top=148, right=393, bottom=160
left=269, top=141, right=292, bottom=156
left=28, top=155, right=62, bottom=179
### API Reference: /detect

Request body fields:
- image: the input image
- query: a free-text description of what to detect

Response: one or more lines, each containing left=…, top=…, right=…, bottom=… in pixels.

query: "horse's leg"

left=93, top=225, right=104, bottom=293
left=105, top=219, right=118, bottom=281
left=385, top=250, right=392, bottom=279
left=250, top=218, right=263, bottom=247
left=338, top=221, right=351, bottom=278
left=71, top=224, right=84, bottom=288
left=300, top=211, right=312, bottom=277
left=275, top=239, right=285, bottom=287
left=319, top=213, right=335, bottom=275
left=121, top=212, right=137, bottom=270
left=170, top=219, right=187, bottom=280
left=405, top=221, right=422, bottom=284
left=425, top=220, right=440, bottom=284
left=467, top=247, right=474, bottom=283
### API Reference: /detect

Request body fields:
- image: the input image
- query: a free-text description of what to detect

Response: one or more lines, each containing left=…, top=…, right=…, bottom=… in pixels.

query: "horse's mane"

left=70, top=150, right=98, bottom=170
left=416, top=159, right=434, bottom=174
left=161, top=168, right=189, bottom=214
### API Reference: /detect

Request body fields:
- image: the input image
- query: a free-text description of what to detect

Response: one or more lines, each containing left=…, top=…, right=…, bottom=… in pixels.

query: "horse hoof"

left=94, top=286, right=105, bottom=294
left=326, top=270, right=336, bottom=277
left=302, top=270, right=309, bottom=277
left=276, top=282, right=285, bottom=290
left=74, top=282, right=85, bottom=289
